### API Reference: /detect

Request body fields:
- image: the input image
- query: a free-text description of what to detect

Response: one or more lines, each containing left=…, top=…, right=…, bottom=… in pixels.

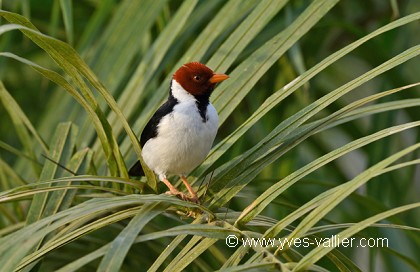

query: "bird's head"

left=173, top=62, right=229, bottom=97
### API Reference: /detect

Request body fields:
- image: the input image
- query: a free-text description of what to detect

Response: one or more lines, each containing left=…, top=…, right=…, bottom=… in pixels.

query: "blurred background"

left=0, top=0, right=419, bottom=271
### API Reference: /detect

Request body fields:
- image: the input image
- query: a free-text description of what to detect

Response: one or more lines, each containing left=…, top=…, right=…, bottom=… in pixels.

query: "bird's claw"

left=186, top=195, right=200, bottom=204
left=165, top=190, right=200, bottom=204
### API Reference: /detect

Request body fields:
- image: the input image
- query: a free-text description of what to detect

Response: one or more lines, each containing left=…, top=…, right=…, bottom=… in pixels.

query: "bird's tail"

left=128, top=160, right=145, bottom=176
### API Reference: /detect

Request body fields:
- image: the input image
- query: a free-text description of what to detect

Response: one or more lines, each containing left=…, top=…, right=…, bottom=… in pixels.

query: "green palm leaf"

left=0, top=1, right=418, bottom=271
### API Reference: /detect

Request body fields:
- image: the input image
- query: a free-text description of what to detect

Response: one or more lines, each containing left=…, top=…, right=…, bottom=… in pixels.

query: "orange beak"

left=209, top=73, right=229, bottom=84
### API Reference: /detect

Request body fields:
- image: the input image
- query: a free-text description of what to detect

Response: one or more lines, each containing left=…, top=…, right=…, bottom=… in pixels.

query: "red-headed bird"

left=129, top=62, right=229, bottom=203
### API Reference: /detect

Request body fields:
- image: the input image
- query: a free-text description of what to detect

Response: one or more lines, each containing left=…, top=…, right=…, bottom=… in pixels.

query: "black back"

left=139, top=93, right=179, bottom=147
left=128, top=90, right=179, bottom=176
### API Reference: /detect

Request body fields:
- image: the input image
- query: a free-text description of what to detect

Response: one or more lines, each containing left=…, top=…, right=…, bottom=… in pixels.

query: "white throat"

left=171, top=79, right=196, bottom=103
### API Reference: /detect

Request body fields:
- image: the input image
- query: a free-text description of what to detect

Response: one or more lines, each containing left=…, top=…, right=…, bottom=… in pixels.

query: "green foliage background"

left=0, top=0, right=419, bottom=271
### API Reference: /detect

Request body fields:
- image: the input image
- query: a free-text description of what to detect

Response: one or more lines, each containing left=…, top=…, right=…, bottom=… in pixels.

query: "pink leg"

left=161, top=178, right=181, bottom=195
left=161, top=177, right=196, bottom=203
left=181, top=176, right=199, bottom=203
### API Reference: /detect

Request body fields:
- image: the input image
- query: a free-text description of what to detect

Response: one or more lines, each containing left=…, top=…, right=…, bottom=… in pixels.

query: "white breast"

left=142, top=82, right=218, bottom=179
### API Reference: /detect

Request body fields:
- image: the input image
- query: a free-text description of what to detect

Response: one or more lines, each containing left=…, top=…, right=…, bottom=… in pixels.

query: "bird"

left=129, top=62, right=229, bottom=203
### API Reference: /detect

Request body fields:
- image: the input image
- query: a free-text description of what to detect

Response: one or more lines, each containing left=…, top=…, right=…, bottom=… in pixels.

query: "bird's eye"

left=193, top=75, right=201, bottom=81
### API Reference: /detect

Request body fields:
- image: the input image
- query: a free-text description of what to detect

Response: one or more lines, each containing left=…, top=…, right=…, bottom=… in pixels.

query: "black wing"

left=139, top=94, right=178, bottom=147
left=128, top=94, right=179, bottom=176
